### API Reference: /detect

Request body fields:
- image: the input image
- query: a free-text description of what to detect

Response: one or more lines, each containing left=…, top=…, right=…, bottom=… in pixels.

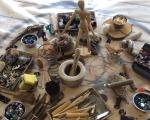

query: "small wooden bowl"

left=113, top=15, right=127, bottom=29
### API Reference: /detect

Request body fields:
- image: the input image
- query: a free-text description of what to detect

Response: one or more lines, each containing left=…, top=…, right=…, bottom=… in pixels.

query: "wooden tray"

left=48, top=88, right=111, bottom=120
left=0, top=51, right=33, bottom=90
left=57, top=11, right=97, bottom=35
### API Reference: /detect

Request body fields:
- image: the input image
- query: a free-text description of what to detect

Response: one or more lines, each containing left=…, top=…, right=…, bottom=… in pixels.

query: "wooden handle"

left=52, top=101, right=71, bottom=116
left=123, top=64, right=137, bottom=90
left=107, top=80, right=134, bottom=88
left=69, top=48, right=80, bottom=76
left=66, top=112, right=89, bottom=118
left=123, top=64, right=131, bottom=79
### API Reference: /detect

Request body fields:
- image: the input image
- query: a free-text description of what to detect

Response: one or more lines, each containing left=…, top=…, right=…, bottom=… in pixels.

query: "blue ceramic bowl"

left=133, top=92, right=150, bottom=112
left=21, top=34, right=37, bottom=48
left=5, top=101, right=25, bottom=120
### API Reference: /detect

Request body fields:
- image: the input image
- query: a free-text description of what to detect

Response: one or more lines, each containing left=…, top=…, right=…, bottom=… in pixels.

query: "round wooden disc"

left=104, top=19, right=132, bottom=40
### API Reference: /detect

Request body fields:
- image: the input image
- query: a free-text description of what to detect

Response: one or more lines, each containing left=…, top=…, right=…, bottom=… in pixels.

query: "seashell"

left=126, top=32, right=142, bottom=41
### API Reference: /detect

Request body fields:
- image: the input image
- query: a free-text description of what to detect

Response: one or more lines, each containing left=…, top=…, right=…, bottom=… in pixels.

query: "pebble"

left=0, top=61, right=5, bottom=72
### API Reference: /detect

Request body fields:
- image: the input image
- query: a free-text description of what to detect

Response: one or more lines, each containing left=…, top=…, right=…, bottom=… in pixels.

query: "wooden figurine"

left=63, top=0, right=96, bottom=52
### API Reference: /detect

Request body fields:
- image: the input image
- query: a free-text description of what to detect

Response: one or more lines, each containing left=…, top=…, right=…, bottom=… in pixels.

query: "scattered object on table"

left=126, top=31, right=142, bottom=41
left=106, top=44, right=124, bottom=55
left=24, top=93, right=48, bottom=120
left=123, top=64, right=137, bottom=90
left=53, top=34, right=74, bottom=57
left=103, top=15, right=132, bottom=40
left=46, top=24, right=55, bottom=35
left=128, top=39, right=134, bottom=53
left=19, top=74, right=38, bottom=90
left=37, top=57, right=51, bottom=88
left=58, top=51, right=86, bottom=87
left=113, top=15, right=127, bottom=29
left=39, top=43, right=55, bottom=59
left=0, top=94, right=10, bottom=104
left=4, top=101, right=25, bottom=120
left=45, top=80, right=64, bottom=104
left=105, top=74, right=136, bottom=109
left=14, top=92, right=36, bottom=104
left=106, top=35, right=112, bottom=44
left=51, top=101, right=71, bottom=116
left=121, top=39, right=134, bottom=53
left=48, top=88, right=110, bottom=120
left=0, top=88, right=36, bottom=104
left=6, top=24, right=43, bottom=50
left=132, top=43, right=150, bottom=79
left=80, top=32, right=101, bottom=55
left=5, top=48, right=19, bottom=65
left=137, top=85, right=150, bottom=93
left=66, top=112, right=89, bottom=118
left=57, top=11, right=96, bottom=35
left=0, top=61, right=5, bottom=72
left=63, top=0, right=96, bottom=52
left=37, top=25, right=47, bottom=41
left=0, top=51, right=32, bottom=90
left=122, top=39, right=139, bottom=55
left=102, top=23, right=111, bottom=35
left=119, top=109, right=136, bottom=120
left=69, top=48, right=80, bottom=76
left=78, top=47, right=91, bottom=57
left=96, top=111, right=110, bottom=120
left=38, top=34, right=75, bottom=60
left=123, top=64, right=132, bottom=79
left=21, top=34, right=37, bottom=48
left=132, top=92, right=150, bottom=112
left=121, top=39, right=129, bottom=48
left=106, top=44, right=124, bottom=63
left=105, top=79, right=136, bottom=91
left=114, top=96, right=124, bottom=109
left=100, top=93, right=108, bottom=102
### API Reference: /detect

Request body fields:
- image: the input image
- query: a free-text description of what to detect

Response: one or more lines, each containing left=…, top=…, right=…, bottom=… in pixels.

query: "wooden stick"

left=53, top=107, right=78, bottom=118
left=52, top=101, right=71, bottom=116
left=70, top=48, right=80, bottom=76
left=37, top=57, right=51, bottom=88
left=60, top=92, right=90, bottom=114
left=66, top=112, right=89, bottom=118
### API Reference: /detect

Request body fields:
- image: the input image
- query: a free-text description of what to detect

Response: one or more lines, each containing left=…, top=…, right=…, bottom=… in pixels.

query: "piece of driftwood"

left=37, top=57, right=51, bottom=88
left=6, top=25, right=43, bottom=50
left=23, top=93, right=47, bottom=120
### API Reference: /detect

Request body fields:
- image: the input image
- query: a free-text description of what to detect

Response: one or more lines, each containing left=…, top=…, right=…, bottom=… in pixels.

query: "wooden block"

left=79, top=47, right=91, bottom=58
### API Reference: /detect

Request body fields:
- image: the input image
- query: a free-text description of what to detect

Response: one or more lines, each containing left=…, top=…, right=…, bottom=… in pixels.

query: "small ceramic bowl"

left=113, top=15, right=127, bottom=29
left=4, top=101, right=25, bottom=120
left=21, top=34, right=37, bottom=48
left=133, top=92, right=150, bottom=112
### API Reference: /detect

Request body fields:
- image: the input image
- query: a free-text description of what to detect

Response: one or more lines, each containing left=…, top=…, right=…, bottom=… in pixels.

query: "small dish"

left=133, top=92, right=150, bottom=112
left=113, top=15, right=127, bottom=29
left=21, top=34, right=37, bottom=48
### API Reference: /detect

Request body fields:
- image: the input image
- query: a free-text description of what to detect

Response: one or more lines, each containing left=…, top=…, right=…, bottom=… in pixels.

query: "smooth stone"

left=0, top=61, right=6, bottom=72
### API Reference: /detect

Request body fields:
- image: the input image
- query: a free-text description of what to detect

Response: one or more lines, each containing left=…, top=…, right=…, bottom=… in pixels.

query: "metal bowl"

left=21, top=34, right=37, bottom=48
left=133, top=92, right=150, bottom=112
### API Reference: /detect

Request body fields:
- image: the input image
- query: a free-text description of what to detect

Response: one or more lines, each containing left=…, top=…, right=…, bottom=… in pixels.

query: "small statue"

left=63, top=0, right=96, bottom=52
